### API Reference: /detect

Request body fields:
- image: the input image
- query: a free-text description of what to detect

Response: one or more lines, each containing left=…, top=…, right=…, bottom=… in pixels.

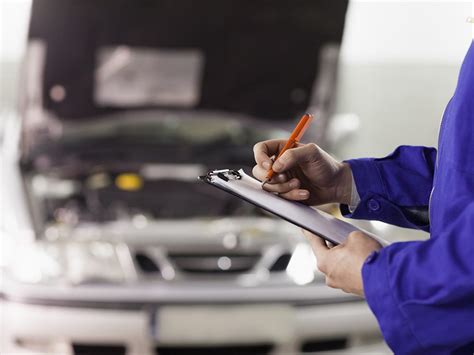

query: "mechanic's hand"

left=303, top=230, right=382, bottom=297
left=252, top=140, right=353, bottom=205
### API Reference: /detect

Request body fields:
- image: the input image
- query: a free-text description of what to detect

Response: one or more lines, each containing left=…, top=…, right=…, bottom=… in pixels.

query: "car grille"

left=72, top=343, right=126, bottom=355
left=155, top=344, right=273, bottom=355
left=269, top=253, right=292, bottom=272
left=133, top=250, right=294, bottom=277
left=301, top=338, right=348, bottom=352
left=135, top=252, right=161, bottom=273
left=167, top=253, right=261, bottom=274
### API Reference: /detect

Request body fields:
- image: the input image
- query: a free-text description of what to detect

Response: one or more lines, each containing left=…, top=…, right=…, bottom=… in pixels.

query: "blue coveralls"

left=342, top=40, right=474, bottom=354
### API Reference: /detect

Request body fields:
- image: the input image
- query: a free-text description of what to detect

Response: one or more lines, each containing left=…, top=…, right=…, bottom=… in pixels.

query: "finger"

left=252, top=166, right=290, bottom=184
left=272, top=143, right=321, bottom=173
left=273, top=173, right=290, bottom=183
left=279, top=189, right=310, bottom=201
left=262, top=178, right=300, bottom=193
left=346, top=231, right=382, bottom=250
left=252, top=165, right=268, bottom=181
left=253, top=140, right=287, bottom=170
left=302, top=229, right=329, bottom=261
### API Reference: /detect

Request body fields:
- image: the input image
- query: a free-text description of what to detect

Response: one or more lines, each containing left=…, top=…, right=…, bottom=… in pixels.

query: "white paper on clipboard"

left=200, top=169, right=389, bottom=246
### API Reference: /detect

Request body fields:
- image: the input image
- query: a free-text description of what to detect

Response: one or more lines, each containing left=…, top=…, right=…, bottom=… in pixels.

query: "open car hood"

left=20, top=0, right=348, bottom=159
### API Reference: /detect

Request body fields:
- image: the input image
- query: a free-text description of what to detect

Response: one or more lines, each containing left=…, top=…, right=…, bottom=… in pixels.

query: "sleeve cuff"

left=345, top=158, right=387, bottom=201
left=348, top=171, right=361, bottom=212
left=340, top=157, right=386, bottom=220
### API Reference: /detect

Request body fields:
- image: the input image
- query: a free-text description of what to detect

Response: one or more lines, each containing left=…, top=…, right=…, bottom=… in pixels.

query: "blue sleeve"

left=341, top=145, right=437, bottom=231
left=362, top=167, right=474, bottom=354
left=361, top=41, right=474, bottom=354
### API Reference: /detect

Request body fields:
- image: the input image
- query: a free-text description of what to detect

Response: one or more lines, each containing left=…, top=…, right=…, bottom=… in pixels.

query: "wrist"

left=336, top=162, right=353, bottom=205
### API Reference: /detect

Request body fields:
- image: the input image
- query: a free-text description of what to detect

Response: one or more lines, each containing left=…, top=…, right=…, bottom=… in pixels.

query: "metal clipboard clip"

left=198, top=169, right=242, bottom=183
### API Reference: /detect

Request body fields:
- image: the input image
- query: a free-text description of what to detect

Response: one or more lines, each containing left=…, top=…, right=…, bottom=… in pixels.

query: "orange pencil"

left=262, top=113, right=313, bottom=186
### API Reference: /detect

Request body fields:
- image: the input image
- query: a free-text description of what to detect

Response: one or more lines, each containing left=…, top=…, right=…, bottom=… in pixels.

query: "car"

left=0, top=1, right=386, bottom=354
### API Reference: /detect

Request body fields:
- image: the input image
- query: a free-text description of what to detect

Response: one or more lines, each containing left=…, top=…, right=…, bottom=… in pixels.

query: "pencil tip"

left=261, top=179, right=269, bottom=188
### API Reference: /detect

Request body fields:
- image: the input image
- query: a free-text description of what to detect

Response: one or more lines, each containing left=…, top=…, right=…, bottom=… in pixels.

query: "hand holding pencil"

left=252, top=114, right=354, bottom=206
left=262, top=113, right=314, bottom=185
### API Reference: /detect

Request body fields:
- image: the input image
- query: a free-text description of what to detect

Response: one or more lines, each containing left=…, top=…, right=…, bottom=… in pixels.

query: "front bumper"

left=1, top=277, right=383, bottom=355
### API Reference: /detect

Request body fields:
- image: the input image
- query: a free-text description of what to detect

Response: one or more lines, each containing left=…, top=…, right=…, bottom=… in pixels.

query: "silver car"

left=1, top=112, right=385, bottom=355
left=1, top=1, right=386, bottom=354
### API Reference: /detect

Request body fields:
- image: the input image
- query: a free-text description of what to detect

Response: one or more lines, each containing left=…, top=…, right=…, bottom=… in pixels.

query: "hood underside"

left=26, top=0, right=348, bottom=121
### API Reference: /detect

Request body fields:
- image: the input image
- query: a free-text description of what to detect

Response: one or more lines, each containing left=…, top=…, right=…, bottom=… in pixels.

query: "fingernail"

left=273, top=161, right=283, bottom=171
left=299, top=190, right=309, bottom=198
left=262, top=161, right=271, bottom=170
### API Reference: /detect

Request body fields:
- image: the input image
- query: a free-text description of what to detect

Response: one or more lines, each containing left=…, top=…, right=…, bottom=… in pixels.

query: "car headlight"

left=8, top=241, right=133, bottom=285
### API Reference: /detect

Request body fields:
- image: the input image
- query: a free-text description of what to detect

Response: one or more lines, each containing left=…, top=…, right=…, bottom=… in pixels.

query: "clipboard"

left=200, top=169, right=388, bottom=246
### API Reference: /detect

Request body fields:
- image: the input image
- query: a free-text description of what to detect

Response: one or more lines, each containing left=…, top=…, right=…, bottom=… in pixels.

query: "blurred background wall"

left=0, top=0, right=31, bottom=113
left=334, top=0, right=472, bottom=159
left=333, top=0, right=472, bottom=240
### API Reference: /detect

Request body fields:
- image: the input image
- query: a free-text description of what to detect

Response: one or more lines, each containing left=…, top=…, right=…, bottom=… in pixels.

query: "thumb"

left=302, top=229, right=329, bottom=261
